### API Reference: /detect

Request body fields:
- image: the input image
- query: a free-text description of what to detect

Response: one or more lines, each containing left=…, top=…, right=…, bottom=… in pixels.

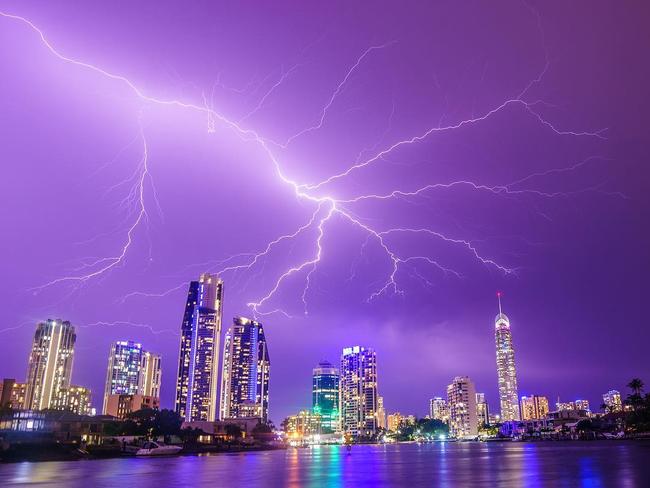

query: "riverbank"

left=0, top=442, right=285, bottom=463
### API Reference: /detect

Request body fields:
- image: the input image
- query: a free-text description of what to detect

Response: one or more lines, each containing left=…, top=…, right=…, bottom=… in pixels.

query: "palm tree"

left=628, top=378, right=644, bottom=396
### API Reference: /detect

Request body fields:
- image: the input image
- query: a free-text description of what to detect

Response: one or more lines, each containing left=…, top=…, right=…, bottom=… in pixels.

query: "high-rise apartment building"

left=140, top=351, right=162, bottom=398
left=429, top=396, right=449, bottom=423
left=103, top=342, right=161, bottom=414
left=25, top=319, right=76, bottom=411
left=340, top=346, right=378, bottom=437
left=520, top=395, right=550, bottom=420
left=312, top=360, right=340, bottom=433
left=175, top=273, right=224, bottom=422
left=103, top=341, right=143, bottom=414
left=602, top=390, right=622, bottom=413
left=387, top=412, right=403, bottom=432
left=220, top=317, right=270, bottom=423
left=476, top=392, right=490, bottom=426
left=494, top=293, right=520, bottom=421
left=377, top=396, right=387, bottom=430
left=447, top=376, right=478, bottom=438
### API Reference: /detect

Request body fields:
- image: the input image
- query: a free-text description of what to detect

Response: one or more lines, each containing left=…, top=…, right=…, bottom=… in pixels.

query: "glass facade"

left=495, top=295, right=520, bottom=421
left=103, top=340, right=143, bottom=414
left=340, top=346, right=378, bottom=437
left=220, top=316, right=270, bottom=423
left=312, top=360, right=340, bottom=433
left=175, top=273, right=224, bottom=422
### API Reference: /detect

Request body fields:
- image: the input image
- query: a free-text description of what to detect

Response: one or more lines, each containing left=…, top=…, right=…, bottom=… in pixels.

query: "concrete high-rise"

left=140, top=351, right=162, bottom=399
left=25, top=319, right=76, bottom=411
left=220, top=317, right=270, bottom=423
left=494, top=293, right=520, bottom=421
left=103, top=340, right=143, bottom=414
left=447, top=376, right=478, bottom=438
left=175, top=273, right=224, bottom=422
left=476, top=392, right=490, bottom=426
left=429, top=396, right=449, bottom=423
left=340, top=346, right=378, bottom=437
left=312, top=360, right=340, bottom=433
left=520, top=395, right=549, bottom=420
left=376, top=396, right=387, bottom=430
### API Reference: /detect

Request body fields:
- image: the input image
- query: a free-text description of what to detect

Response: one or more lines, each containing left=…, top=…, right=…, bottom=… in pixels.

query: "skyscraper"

left=175, top=273, right=224, bottom=422
left=494, top=293, right=520, bottom=421
left=103, top=340, right=143, bottom=414
left=220, top=316, right=270, bottom=422
left=25, top=319, right=76, bottom=411
left=340, top=346, right=378, bottom=437
left=520, top=395, right=549, bottom=420
left=140, top=351, right=162, bottom=399
left=312, top=360, right=340, bottom=433
left=447, top=376, right=478, bottom=438
left=603, top=390, right=622, bottom=413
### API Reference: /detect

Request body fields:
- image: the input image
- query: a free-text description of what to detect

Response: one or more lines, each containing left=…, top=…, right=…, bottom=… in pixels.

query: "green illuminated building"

left=312, top=360, right=339, bottom=433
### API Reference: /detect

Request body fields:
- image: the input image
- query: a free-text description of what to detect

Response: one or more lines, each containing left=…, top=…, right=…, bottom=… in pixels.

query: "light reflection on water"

left=1, top=441, right=649, bottom=487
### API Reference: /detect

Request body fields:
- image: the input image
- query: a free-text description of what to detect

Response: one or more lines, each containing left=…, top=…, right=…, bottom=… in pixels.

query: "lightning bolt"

left=1, top=9, right=614, bottom=320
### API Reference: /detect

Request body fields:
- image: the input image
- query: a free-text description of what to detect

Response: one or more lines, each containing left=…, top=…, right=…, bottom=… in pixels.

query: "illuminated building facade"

left=220, top=317, right=270, bottom=423
left=312, top=360, right=340, bottom=433
left=429, top=396, right=449, bottom=423
left=175, top=273, right=224, bottom=422
left=574, top=399, right=591, bottom=414
left=51, top=385, right=92, bottom=416
left=520, top=395, right=549, bottom=420
left=376, top=396, right=387, bottom=430
left=0, top=379, right=27, bottom=409
left=494, top=293, right=520, bottom=421
left=475, top=392, right=490, bottom=426
left=602, top=390, right=622, bottom=412
left=387, top=412, right=403, bottom=432
left=25, top=319, right=76, bottom=411
left=340, top=346, right=378, bottom=437
left=140, top=351, right=162, bottom=399
left=103, top=341, right=143, bottom=414
left=447, top=376, right=478, bottom=438
left=285, top=410, right=322, bottom=438
left=105, top=394, right=160, bottom=418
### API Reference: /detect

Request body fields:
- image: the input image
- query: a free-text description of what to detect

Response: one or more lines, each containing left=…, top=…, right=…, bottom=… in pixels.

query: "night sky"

left=1, top=1, right=648, bottom=423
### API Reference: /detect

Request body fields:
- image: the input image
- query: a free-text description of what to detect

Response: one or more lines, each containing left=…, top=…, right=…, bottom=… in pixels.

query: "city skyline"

left=0, top=1, right=648, bottom=426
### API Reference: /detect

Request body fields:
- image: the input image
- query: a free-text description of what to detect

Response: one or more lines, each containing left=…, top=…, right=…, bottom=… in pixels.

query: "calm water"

left=1, top=441, right=649, bottom=487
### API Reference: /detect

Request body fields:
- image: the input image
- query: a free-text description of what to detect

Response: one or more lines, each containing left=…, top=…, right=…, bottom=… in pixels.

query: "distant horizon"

left=0, top=1, right=648, bottom=425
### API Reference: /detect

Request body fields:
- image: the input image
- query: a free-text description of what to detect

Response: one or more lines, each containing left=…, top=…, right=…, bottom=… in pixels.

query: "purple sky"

left=0, top=1, right=648, bottom=423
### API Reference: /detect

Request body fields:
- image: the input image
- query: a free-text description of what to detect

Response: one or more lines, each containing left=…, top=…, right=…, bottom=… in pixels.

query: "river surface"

left=1, top=441, right=649, bottom=487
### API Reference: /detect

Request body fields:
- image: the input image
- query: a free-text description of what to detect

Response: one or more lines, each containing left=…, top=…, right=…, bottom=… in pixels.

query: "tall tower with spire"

left=494, top=292, right=520, bottom=421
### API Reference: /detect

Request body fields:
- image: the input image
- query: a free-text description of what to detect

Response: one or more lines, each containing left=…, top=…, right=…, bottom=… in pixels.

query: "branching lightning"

left=1, top=8, right=616, bottom=326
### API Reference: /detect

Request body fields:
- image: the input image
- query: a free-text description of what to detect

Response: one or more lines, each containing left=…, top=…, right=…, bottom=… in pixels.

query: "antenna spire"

left=497, top=291, right=503, bottom=315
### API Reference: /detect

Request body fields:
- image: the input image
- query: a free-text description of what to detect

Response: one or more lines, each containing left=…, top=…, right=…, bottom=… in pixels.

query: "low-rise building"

left=602, top=390, right=623, bottom=413
left=285, top=410, right=322, bottom=438
left=0, top=379, right=27, bottom=409
left=51, top=386, right=92, bottom=416
left=0, top=410, right=113, bottom=444
left=182, top=417, right=264, bottom=443
left=104, top=394, right=159, bottom=419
